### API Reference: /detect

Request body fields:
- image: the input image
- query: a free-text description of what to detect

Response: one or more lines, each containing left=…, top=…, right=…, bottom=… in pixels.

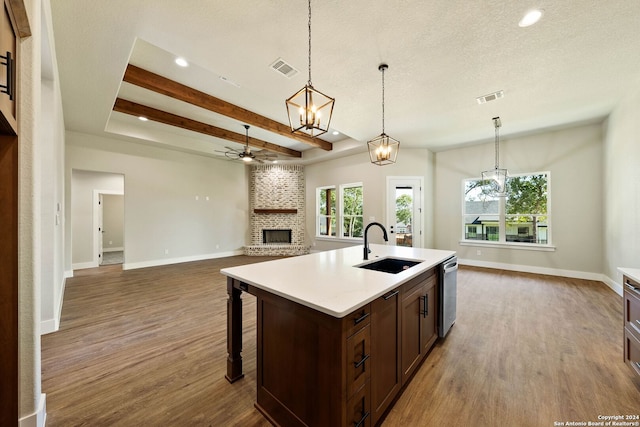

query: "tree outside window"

left=463, top=172, right=550, bottom=245
left=318, top=186, right=336, bottom=237
left=342, top=184, right=363, bottom=238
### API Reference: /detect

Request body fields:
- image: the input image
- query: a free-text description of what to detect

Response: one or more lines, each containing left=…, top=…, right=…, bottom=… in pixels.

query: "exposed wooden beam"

left=122, top=64, right=332, bottom=151
left=8, top=0, right=31, bottom=38
left=113, top=98, right=302, bottom=158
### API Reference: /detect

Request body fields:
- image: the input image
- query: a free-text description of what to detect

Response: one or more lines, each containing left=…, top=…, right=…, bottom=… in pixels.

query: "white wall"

left=70, top=170, right=123, bottom=268
left=434, top=122, right=604, bottom=277
left=39, top=76, right=66, bottom=334
left=604, top=80, right=640, bottom=286
left=65, top=131, right=249, bottom=270
left=19, top=0, right=47, bottom=424
left=102, top=194, right=124, bottom=250
left=305, top=148, right=435, bottom=252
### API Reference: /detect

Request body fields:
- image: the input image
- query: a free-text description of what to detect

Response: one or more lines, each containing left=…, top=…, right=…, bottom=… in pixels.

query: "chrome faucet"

left=363, top=222, right=388, bottom=260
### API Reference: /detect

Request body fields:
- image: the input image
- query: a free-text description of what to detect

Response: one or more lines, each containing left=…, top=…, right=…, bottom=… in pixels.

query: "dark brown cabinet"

left=0, top=0, right=17, bottom=134
left=623, top=274, right=640, bottom=378
left=0, top=2, right=28, bottom=425
left=401, top=270, right=437, bottom=384
left=370, top=288, right=401, bottom=425
left=232, top=266, right=440, bottom=427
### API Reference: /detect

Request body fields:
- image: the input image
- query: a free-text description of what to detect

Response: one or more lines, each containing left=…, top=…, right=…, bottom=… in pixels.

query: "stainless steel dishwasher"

left=439, top=255, right=458, bottom=338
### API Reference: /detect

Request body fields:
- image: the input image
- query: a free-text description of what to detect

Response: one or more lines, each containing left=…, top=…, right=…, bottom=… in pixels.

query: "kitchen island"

left=222, top=244, right=455, bottom=427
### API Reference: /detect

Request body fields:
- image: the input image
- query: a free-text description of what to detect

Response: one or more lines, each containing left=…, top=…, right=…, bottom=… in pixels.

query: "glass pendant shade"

left=482, top=167, right=508, bottom=195
left=481, top=116, right=508, bottom=196
left=286, top=84, right=334, bottom=137
left=368, top=133, right=399, bottom=166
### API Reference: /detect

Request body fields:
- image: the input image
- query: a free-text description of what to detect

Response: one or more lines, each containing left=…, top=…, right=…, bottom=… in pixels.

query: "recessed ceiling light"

left=519, top=9, right=543, bottom=27
left=175, top=57, right=189, bottom=67
left=332, top=131, right=339, bottom=135
left=138, top=116, right=148, bottom=121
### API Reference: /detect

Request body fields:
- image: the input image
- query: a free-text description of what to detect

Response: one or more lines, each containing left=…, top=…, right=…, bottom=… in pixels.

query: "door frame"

left=386, top=176, right=424, bottom=248
left=93, top=189, right=124, bottom=267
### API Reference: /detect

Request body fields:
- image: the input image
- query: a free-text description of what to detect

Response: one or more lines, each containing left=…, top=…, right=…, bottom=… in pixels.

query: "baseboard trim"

left=19, top=393, right=46, bottom=427
left=41, top=275, right=66, bottom=335
left=64, top=269, right=74, bottom=278
left=122, top=250, right=244, bottom=270
left=102, top=247, right=124, bottom=252
left=72, top=261, right=98, bottom=270
left=458, top=258, right=621, bottom=296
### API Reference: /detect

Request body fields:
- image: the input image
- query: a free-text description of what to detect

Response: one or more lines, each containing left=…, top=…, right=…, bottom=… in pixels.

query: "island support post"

left=225, top=277, right=245, bottom=382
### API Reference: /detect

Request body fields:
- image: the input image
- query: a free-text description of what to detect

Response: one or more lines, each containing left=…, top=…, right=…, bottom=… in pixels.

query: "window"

left=463, top=172, right=550, bottom=246
left=341, top=183, right=363, bottom=238
left=316, top=183, right=364, bottom=239
left=317, top=186, right=336, bottom=237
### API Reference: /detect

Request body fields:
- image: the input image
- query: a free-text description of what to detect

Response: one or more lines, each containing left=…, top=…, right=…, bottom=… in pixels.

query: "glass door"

left=386, top=177, right=423, bottom=247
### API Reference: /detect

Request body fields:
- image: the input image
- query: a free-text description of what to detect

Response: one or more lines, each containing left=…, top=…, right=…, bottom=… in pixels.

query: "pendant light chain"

left=381, top=66, right=385, bottom=134
left=494, top=121, right=499, bottom=169
left=307, top=0, right=312, bottom=86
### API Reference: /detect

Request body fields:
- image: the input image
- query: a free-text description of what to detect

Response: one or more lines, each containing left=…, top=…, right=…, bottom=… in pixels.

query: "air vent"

left=270, top=58, right=299, bottom=78
left=476, top=90, right=504, bottom=105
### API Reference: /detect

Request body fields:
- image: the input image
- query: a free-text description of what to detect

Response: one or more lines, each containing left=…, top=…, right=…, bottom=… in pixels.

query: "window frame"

left=316, top=182, right=364, bottom=242
left=460, top=171, right=554, bottom=251
left=316, top=185, right=336, bottom=238
left=339, top=182, right=364, bottom=239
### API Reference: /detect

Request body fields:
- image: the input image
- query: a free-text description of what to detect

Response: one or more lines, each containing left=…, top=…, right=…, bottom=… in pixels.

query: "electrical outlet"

left=164, top=249, right=169, bottom=255
left=476, top=249, right=481, bottom=256
left=216, top=244, right=220, bottom=249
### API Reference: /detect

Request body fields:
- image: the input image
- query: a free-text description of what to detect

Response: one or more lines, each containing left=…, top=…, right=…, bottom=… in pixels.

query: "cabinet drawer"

left=346, top=324, right=371, bottom=398
left=344, top=303, right=371, bottom=338
left=345, top=382, right=370, bottom=427
left=624, top=327, right=640, bottom=378
left=624, top=277, right=640, bottom=337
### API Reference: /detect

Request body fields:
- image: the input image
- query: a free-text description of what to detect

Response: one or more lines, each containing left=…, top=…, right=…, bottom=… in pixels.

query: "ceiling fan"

left=217, top=125, right=277, bottom=163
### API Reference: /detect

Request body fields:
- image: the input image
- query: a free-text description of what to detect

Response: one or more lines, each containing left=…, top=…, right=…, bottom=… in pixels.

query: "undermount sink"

left=357, top=257, right=422, bottom=274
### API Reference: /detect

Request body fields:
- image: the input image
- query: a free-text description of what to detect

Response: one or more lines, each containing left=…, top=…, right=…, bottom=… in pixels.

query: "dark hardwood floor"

left=41, top=257, right=640, bottom=426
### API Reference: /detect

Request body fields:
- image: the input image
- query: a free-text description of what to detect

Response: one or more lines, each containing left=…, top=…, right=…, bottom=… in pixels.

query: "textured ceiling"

left=50, top=1, right=640, bottom=164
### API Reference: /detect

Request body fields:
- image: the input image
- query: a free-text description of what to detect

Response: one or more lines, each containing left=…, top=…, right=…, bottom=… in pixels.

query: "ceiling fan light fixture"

left=285, top=0, right=334, bottom=138
left=368, top=64, right=399, bottom=166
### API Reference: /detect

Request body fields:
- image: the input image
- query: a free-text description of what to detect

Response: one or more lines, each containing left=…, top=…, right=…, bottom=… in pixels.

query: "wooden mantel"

left=253, top=209, right=298, bottom=214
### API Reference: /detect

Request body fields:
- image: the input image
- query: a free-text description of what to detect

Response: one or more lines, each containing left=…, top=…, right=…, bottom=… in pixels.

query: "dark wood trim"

left=225, top=278, right=245, bottom=383
left=113, top=98, right=302, bottom=158
left=122, top=64, right=333, bottom=151
left=253, top=209, right=298, bottom=214
left=0, top=135, right=18, bottom=426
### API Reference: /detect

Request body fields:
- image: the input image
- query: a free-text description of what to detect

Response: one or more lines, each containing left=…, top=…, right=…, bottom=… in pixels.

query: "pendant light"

left=285, top=0, right=334, bottom=138
left=368, top=64, right=399, bottom=166
left=481, top=116, right=508, bottom=196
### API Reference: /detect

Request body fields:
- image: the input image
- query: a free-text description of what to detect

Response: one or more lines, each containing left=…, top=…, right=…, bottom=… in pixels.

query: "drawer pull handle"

left=421, top=294, right=428, bottom=318
left=354, top=311, right=370, bottom=325
left=354, top=411, right=370, bottom=427
left=626, top=282, right=640, bottom=293
left=383, top=290, right=399, bottom=300
left=0, top=51, right=14, bottom=100
left=354, top=353, right=370, bottom=369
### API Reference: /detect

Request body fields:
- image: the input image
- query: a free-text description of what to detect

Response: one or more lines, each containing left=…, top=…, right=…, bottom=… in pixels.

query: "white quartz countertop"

left=619, top=268, right=640, bottom=285
left=221, top=244, right=456, bottom=318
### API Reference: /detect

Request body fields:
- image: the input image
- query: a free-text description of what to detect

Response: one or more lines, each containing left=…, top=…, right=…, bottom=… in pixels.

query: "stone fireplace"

left=244, top=164, right=310, bottom=256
